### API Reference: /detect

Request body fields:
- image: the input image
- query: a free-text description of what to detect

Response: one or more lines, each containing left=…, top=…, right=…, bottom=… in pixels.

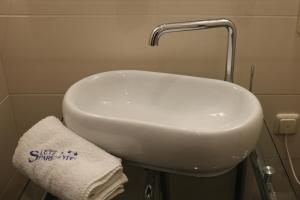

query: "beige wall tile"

left=257, top=95, right=300, bottom=159
left=0, top=17, right=8, bottom=55
left=2, top=0, right=300, bottom=16
left=157, top=0, right=299, bottom=16
left=281, top=158, right=300, bottom=196
left=0, top=98, right=19, bottom=195
left=8, top=0, right=157, bottom=15
left=257, top=123, right=280, bottom=158
left=234, top=17, right=300, bottom=94
left=10, top=94, right=63, bottom=135
left=0, top=59, right=8, bottom=102
left=155, top=17, right=227, bottom=82
left=0, top=172, right=28, bottom=200
left=298, top=3, right=300, bottom=34
left=3, top=16, right=300, bottom=94
left=3, top=16, right=159, bottom=94
left=154, top=16, right=300, bottom=93
left=0, top=18, right=8, bottom=100
left=0, top=0, right=10, bottom=14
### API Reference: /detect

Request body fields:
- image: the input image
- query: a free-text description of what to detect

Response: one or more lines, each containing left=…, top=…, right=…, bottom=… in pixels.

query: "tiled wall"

left=0, top=0, right=300, bottom=198
left=0, top=57, right=27, bottom=199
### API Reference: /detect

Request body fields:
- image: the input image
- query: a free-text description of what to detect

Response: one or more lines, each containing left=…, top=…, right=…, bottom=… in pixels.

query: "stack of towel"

left=12, top=116, right=128, bottom=200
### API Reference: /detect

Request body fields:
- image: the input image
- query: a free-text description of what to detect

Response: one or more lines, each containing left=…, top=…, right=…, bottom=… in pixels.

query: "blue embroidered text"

left=28, top=150, right=78, bottom=162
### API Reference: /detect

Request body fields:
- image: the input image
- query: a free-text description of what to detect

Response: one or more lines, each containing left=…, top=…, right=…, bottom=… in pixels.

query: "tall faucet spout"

left=149, top=19, right=236, bottom=82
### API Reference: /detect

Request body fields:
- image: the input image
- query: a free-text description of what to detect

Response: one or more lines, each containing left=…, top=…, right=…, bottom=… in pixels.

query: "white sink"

left=63, top=70, right=263, bottom=176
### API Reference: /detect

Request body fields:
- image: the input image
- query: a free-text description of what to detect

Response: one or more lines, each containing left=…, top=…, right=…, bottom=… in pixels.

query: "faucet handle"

left=263, top=165, right=275, bottom=184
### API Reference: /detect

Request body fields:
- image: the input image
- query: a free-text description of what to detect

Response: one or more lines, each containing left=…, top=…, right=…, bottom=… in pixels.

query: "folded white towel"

left=12, top=116, right=128, bottom=200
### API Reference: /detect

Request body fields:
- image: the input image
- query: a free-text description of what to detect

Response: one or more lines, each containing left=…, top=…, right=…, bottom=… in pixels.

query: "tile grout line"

left=255, top=94, right=300, bottom=96
left=10, top=93, right=64, bottom=96
left=8, top=93, right=300, bottom=96
left=0, top=14, right=298, bottom=18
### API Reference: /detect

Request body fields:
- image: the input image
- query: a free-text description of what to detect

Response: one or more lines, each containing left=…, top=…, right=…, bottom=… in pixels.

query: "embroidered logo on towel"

left=28, top=149, right=78, bottom=162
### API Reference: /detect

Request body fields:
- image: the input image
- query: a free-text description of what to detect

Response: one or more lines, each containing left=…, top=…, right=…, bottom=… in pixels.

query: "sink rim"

left=63, top=70, right=263, bottom=136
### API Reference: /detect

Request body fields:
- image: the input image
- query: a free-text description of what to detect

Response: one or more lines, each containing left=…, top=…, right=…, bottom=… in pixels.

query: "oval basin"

left=63, top=70, right=263, bottom=176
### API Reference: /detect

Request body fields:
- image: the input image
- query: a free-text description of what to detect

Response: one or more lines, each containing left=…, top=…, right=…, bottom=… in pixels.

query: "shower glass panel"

left=247, top=122, right=298, bottom=200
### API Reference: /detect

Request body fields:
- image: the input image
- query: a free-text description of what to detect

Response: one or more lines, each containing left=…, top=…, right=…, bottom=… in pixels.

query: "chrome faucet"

left=149, top=19, right=237, bottom=83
